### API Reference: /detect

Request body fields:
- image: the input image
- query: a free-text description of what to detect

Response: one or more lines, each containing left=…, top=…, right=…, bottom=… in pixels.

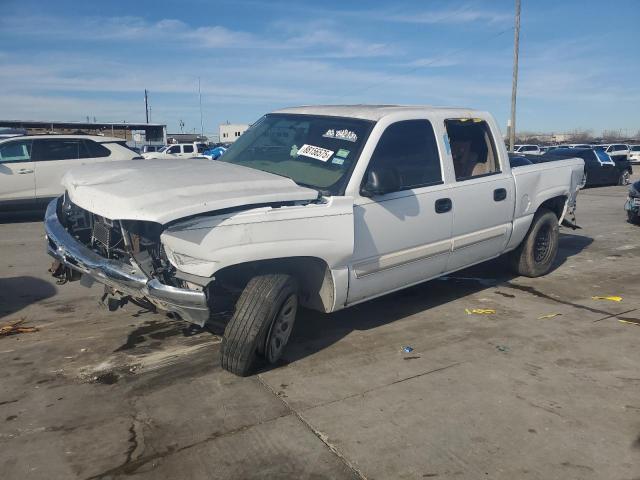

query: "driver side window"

left=0, top=140, right=33, bottom=163
left=364, top=120, right=442, bottom=195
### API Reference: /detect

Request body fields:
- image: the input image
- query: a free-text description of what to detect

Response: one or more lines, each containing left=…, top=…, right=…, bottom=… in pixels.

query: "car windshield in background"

left=219, top=114, right=373, bottom=195
left=631, top=146, right=640, bottom=151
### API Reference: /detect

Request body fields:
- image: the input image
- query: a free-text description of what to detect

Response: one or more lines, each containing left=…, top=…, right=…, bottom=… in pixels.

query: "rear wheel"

left=628, top=210, right=640, bottom=225
left=618, top=170, right=630, bottom=186
left=220, top=274, right=298, bottom=376
left=509, top=208, right=559, bottom=277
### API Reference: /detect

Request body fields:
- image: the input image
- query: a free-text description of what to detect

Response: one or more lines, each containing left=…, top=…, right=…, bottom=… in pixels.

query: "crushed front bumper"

left=44, top=198, right=210, bottom=325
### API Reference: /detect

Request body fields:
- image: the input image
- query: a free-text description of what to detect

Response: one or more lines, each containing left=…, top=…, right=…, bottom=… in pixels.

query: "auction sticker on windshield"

left=297, top=144, right=334, bottom=162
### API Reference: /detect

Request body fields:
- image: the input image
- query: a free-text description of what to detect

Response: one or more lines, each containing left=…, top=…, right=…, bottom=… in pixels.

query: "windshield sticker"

left=297, top=144, right=334, bottom=162
left=336, top=148, right=350, bottom=158
left=290, top=144, right=299, bottom=158
left=332, top=157, right=345, bottom=165
left=323, top=129, right=358, bottom=143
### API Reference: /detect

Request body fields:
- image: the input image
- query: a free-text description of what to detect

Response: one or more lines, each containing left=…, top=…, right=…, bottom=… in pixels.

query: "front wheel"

left=509, top=208, right=559, bottom=277
left=220, top=274, right=298, bottom=376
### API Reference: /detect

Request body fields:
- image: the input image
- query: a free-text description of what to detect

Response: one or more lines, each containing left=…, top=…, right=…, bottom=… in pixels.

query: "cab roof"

left=273, top=104, right=488, bottom=122
left=0, top=134, right=123, bottom=143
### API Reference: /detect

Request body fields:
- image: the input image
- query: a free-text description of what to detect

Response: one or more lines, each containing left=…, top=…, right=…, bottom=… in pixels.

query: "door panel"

left=0, top=140, right=35, bottom=202
left=446, top=175, right=515, bottom=272
left=348, top=187, right=453, bottom=303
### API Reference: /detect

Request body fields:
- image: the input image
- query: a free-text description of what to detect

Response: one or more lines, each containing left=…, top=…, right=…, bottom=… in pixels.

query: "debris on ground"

left=592, top=296, right=623, bottom=302
left=538, top=313, right=562, bottom=320
left=618, top=319, right=640, bottom=326
left=402, top=346, right=414, bottom=353
left=0, top=318, right=39, bottom=337
left=496, top=345, right=510, bottom=352
left=465, top=308, right=496, bottom=315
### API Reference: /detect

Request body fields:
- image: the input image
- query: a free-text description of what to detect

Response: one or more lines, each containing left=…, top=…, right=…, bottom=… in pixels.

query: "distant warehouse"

left=219, top=123, right=249, bottom=143
left=0, top=120, right=167, bottom=146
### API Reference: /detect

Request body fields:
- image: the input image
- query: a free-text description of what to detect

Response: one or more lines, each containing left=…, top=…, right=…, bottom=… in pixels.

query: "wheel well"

left=212, top=257, right=335, bottom=313
left=538, top=195, right=567, bottom=220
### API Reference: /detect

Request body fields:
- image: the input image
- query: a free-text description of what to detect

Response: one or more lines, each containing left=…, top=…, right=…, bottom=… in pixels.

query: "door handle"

left=494, top=188, right=507, bottom=201
left=18, top=168, right=34, bottom=174
left=435, top=198, right=452, bottom=214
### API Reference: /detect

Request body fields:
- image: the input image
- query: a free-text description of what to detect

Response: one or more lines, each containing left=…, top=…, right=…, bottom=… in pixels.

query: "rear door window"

left=84, top=140, right=111, bottom=158
left=0, top=140, right=32, bottom=163
left=32, top=139, right=80, bottom=161
left=445, top=119, right=500, bottom=180
left=167, top=145, right=181, bottom=154
left=183, top=145, right=194, bottom=154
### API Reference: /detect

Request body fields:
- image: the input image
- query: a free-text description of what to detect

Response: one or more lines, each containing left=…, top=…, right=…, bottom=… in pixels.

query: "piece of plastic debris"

left=591, top=296, right=622, bottom=302
left=465, top=308, right=496, bottom=315
left=80, top=348, right=87, bottom=352
left=618, top=319, right=640, bottom=326
left=0, top=319, right=39, bottom=337
left=538, top=313, right=562, bottom=320
left=402, top=346, right=414, bottom=353
left=496, top=345, right=510, bottom=352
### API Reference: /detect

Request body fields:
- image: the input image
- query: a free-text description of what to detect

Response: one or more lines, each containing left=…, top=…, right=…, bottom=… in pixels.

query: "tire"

left=220, top=274, right=298, bottom=376
left=618, top=170, right=630, bottom=186
left=628, top=211, right=640, bottom=225
left=509, top=208, right=559, bottom=278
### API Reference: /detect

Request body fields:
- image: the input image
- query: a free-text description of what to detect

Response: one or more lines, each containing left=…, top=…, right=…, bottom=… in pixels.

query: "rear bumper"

left=44, top=198, right=210, bottom=325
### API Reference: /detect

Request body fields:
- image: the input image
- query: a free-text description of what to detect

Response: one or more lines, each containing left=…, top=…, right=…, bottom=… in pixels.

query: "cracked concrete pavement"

left=1, top=180, right=639, bottom=479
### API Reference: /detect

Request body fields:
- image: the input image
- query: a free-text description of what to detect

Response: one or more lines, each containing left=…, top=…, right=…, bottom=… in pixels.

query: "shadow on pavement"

left=276, top=230, right=594, bottom=368
left=0, top=276, right=57, bottom=319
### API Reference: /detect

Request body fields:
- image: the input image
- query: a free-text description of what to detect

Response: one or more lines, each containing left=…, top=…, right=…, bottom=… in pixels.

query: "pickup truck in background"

left=141, top=142, right=208, bottom=159
left=44, top=105, right=585, bottom=376
left=514, top=144, right=543, bottom=155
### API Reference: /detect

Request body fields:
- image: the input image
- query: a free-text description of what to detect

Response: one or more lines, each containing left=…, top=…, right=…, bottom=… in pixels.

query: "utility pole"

left=144, top=89, right=150, bottom=124
left=509, top=0, right=521, bottom=153
left=198, top=77, right=204, bottom=138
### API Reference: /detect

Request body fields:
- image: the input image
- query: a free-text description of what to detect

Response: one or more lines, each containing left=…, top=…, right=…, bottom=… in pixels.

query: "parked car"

left=140, top=145, right=165, bottom=154
left=597, top=144, right=630, bottom=162
left=141, top=143, right=207, bottom=159
left=514, top=144, right=542, bottom=155
left=202, top=146, right=227, bottom=160
left=628, top=145, right=640, bottom=165
left=625, top=180, right=640, bottom=223
left=0, top=135, right=140, bottom=212
left=44, top=105, right=585, bottom=376
left=508, top=154, right=533, bottom=168
left=537, top=147, right=631, bottom=186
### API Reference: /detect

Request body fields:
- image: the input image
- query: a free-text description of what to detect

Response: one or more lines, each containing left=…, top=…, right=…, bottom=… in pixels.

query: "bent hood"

left=62, top=159, right=319, bottom=224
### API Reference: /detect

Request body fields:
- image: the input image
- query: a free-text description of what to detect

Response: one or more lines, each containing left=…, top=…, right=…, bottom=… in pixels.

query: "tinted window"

left=183, top=145, right=194, bottom=153
left=595, top=149, right=614, bottom=164
left=197, top=144, right=206, bottom=153
left=167, top=145, right=180, bottom=154
left=446, top=119, right=500, bottom=180
left=523, top=146, right=537, bottom=152
left=84, top=140, right=111, bottom=158
left=33, top=139, right=80, bottom=161
left=365, top=120, right=442, bottom=193
left=631, top=146, right=640, bottom=152
left=0, top=140, right=32, bottom=163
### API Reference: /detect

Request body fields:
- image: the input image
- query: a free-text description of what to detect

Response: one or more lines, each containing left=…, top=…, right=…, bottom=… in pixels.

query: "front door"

left=444, top=118, right=516, bottom=272
left=347, top=119, right=453, bottom=304
left=0, top=139, right=35, bottom=205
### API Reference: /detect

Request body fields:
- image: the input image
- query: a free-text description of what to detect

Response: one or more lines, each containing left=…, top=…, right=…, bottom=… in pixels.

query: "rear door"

left=32, top=138, right=89, bottom=199
left=181, top=144, right=194, bottom=158
left=444, top=118, right=516, bottom=272
left=0, top=139, right=35, bottom=204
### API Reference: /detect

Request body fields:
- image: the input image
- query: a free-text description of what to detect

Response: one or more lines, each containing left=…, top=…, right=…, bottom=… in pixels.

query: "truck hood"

left=62, top=159, right=319, bottom=224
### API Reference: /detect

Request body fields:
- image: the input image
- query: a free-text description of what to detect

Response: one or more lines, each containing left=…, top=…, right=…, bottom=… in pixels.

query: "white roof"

left=273, top=104, right=486, bottom=121
left=0, top=134, right=123, bottom=143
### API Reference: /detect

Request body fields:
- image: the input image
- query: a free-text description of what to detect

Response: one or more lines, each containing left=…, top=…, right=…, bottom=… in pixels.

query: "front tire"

left=509, top=208, right=559, bottom=277
left=220, top=274, right=298, bottom=376
left=618, top=170, right=630, bottom=186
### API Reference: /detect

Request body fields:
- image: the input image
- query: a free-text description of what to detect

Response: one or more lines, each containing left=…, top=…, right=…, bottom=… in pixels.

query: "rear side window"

left=365, top=119, right=442, bottom=193
left=446, top=118, right=500, bottom=180
left=0, top=140, right=32, bottom=163
left=197, top=144, right=206, bottom=153
left=84, top=140, right=111, bottom=158
left=183, top=145, right=194, bottom=153
left=33, top=139, right=80, bottom=161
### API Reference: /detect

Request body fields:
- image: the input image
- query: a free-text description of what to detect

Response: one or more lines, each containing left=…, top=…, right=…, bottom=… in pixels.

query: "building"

left=219, top=123, right=249, bottom=143
left=166, top=133, right=208, bottom=144
left=0, top=120, right=167, bottom=146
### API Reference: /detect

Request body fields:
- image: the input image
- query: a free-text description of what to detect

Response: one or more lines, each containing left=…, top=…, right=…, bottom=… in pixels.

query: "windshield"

left=631, top=146, right=640, bottom=151
left=219, top=113, right=373, bottom=195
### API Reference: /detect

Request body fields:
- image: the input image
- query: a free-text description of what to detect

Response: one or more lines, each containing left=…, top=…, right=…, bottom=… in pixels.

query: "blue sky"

left=0, top=0, right=638, bottom=138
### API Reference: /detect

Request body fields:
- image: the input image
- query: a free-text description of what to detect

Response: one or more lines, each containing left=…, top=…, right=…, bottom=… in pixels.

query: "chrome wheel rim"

left=266, top=295, right=297, bottom=363
left=622, top=171, right=630, bottom=185
left=534, top=225, right=552, bottom=263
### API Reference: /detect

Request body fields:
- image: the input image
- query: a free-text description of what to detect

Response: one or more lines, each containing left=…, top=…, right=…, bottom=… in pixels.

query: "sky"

left=0, top=0, right=638, bottom=138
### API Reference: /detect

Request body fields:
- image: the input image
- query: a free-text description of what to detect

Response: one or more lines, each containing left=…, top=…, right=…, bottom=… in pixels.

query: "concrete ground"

left=1, top=181, right=639, bottom=480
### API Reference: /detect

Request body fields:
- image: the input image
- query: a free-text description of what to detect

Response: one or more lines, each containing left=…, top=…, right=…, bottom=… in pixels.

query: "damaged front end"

left=45, top=195, right=210, bottom=325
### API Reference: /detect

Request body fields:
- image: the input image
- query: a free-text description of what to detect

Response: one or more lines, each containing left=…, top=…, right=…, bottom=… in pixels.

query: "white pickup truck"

left=45, top=105, right=585, bottom=376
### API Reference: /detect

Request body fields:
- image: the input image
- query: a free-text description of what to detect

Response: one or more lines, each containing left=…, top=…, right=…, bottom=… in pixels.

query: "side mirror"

left=361, top=167, right=400, bottom=197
